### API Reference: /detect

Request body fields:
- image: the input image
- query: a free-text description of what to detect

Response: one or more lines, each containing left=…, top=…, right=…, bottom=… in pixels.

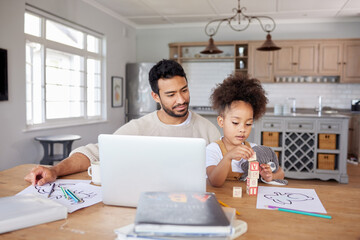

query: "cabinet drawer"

left=287, top=121, right=314, bottom=131
left=319, top=122, right=341, bottom=132
left=318, top=134, right=337, bottom=149
left=317, top=154, right=336, bottom=170
left=262, top=120, right=282, bottom=130
left=262, top=132, right=280, bottom=147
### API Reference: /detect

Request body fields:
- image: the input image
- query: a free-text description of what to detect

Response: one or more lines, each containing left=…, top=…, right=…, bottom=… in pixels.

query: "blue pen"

left=65, top=189, right=79, bottom=203
left=47, top=183, right=55, bottom=198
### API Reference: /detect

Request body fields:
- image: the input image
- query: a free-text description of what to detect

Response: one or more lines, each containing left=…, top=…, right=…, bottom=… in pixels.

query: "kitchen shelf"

left=169, top=42, right=248, bottom=75
left=180, top=57, right=234, bottom=62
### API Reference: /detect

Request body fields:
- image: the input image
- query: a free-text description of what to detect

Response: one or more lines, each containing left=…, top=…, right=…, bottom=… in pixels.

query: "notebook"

left=98, top=134, right=207, bottom=207
left=134, top=192, right=231, bottom=237
left=0, top=194, right=67, bottom=234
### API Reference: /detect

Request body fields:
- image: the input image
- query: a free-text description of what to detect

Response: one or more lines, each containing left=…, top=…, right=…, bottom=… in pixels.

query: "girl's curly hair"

left=211, top=73, right=268, bottom=120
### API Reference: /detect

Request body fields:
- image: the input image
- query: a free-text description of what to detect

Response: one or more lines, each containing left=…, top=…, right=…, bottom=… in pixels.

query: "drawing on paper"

left=256, top=186, right=327, bottom=213
left=35, top=183, right=97, bottom=204
left=17, top=180, right=102, bottom=213
left=264, top=192, right=314, bottom=205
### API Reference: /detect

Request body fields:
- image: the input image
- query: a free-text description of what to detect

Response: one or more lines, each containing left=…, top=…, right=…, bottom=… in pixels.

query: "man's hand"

left=24, top=165, right=57, bottom=186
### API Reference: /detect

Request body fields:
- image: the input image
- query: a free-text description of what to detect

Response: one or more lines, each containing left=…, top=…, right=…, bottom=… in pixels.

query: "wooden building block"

left=233, top=187, right=242, bottom=198
left=248, top=161, right=259, bottom=171
left=248, top=152, right=257, bottom=161
left=248, top=170, right=259, bottom=179
left=246, top=177, right=258, bottom=188
left=246, top=185, right=258, bottom=196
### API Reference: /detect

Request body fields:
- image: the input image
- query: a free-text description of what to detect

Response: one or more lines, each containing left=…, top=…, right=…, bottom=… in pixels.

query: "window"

left=25, top=8, right=104, bottom=128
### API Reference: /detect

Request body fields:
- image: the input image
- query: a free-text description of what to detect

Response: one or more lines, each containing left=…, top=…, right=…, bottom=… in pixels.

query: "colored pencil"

left=59, top=186, right=68, bottom=199
left=66, top=189, right=83, bottom=203
left=65, top=189, right=79, bottom=203
left=218, top=200, right=241, bottom=216
left=265, top=205, right=332, bottom=219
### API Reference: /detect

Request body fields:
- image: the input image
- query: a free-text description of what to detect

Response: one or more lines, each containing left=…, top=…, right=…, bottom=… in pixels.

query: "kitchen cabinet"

left=318, top=40, right=360, bottom=83
left=342, top=40, right=360, bottom=83
left=319, top=41, right=343, bottom=75
left=169, top=38, right=360, bottom=83
left=254, top=114, right=349, bottom=183
left=273, top=41, right=318, bottom=75
left=248, top=41, right=274, bottom=82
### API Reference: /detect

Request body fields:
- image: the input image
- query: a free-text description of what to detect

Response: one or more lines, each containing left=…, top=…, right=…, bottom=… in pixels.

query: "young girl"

left=206, top=73, right=285, bottom=187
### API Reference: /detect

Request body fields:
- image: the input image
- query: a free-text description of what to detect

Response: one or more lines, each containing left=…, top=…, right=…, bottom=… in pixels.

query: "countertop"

left=190, top=106, right=359, bottom=118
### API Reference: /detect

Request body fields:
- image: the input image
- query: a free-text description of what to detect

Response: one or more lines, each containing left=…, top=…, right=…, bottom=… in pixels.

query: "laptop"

left=98, top=134, right=207, bottom=207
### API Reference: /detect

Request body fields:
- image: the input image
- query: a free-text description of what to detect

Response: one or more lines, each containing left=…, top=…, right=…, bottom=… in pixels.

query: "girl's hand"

left=260, top=164, right=273, bottom=182
left=225, top=145, right=254, bottom=161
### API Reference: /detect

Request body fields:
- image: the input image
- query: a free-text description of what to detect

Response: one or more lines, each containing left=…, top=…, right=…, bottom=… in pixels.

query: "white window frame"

left=25, top=5, right=106, bottom=131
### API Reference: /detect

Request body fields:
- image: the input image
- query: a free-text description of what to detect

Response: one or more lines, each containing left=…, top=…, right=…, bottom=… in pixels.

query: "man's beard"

left=161, top=102, right=189, bottom=118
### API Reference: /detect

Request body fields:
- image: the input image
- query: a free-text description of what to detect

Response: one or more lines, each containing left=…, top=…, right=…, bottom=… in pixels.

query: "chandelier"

left=201, top=0, right=281, bottom=54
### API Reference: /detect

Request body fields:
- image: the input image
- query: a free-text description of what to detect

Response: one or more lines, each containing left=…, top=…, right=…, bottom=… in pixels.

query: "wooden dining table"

left=1, top=164, right=360, bottom=240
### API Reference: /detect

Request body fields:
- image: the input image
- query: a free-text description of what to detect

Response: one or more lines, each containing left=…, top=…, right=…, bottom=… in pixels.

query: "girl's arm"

left=206, top=155, right=232, bottom=187
left=207, top=145, right=254, bottom=187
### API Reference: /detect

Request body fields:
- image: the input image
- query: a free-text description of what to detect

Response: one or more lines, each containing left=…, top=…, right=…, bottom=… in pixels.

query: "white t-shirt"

left=70, top=110, right=220, bottom=163
left=206, top=139, right=257, bottom=173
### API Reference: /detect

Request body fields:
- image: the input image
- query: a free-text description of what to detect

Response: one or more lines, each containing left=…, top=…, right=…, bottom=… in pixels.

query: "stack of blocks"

left=246, top=152, right=259, bottom=196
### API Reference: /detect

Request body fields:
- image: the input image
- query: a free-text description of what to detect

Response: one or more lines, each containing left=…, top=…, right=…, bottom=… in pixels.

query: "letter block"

left=246, top=185, right=258, bottom=196
left=233, top=187, right=242, bottom=198
left=246, top=177, right=258, bottom=188
left=249, top=161, right=259, bottom=171
left=248, top=152, right=257, bottom=161
left=248, top=170, right=259, bottom=179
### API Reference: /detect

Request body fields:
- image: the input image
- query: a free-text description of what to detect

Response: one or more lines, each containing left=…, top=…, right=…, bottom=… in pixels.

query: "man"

left=25, top=59, right=221, bottom=186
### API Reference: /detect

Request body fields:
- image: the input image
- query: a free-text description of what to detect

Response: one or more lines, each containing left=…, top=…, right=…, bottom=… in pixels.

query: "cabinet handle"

left=338, top=62, right=342, bottom=65
left=299, top=124, right=302, bottom=128
left=292, top=62, right=298, bottom=65
left=268, top=63, right=272, bottom=66
left=270, top=124, right=274, bottom=127
left=343, top=62, right=347, bottom=65
left=328, top=125, right=332, bottom=129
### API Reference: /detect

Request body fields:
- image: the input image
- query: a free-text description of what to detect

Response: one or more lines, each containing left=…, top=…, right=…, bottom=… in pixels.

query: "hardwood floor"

left=288, top=163, right=360, bottom=188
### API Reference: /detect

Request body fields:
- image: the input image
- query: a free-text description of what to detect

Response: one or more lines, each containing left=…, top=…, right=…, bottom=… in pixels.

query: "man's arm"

left=24, top=153, right=91, bottom=186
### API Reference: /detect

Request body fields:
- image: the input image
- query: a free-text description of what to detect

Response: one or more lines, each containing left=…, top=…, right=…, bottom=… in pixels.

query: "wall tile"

left=183, top=62, right=360, bottom=110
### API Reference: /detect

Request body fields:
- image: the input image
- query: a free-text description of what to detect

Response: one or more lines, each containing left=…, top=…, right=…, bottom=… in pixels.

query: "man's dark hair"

left=211, top=73, right=268, bottom=120
left=149, top=59, right=187, bottom=94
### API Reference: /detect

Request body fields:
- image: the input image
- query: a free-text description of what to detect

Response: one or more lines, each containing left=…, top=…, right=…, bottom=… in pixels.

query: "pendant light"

left=201, top=0, right=281, bottom=54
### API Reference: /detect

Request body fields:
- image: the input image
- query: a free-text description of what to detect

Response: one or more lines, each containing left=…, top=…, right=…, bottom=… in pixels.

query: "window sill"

left=23, top=119, right=108, bottom=132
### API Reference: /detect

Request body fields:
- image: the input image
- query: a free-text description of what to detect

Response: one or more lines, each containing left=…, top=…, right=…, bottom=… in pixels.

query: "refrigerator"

left=125, top=63, right=157, bottom=122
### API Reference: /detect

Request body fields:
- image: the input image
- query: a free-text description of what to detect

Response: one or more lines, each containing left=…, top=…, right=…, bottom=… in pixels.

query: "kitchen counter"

left=190, top=106, right=357, bottom=118
left=264, top=112, right=350, bottom=119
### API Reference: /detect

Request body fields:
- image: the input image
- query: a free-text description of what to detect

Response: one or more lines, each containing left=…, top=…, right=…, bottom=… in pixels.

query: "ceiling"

left=85, top=0, right=360, bottom=28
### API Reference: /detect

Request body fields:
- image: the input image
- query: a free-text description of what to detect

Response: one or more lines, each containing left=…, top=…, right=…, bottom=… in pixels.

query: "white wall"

left=136, top=20, right=360, bottom=109
left=0, top=0, right=136, bottom=170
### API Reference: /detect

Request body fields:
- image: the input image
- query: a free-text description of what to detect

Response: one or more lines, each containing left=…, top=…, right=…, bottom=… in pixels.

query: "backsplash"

left=183, top=62, right=360, bottom=110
